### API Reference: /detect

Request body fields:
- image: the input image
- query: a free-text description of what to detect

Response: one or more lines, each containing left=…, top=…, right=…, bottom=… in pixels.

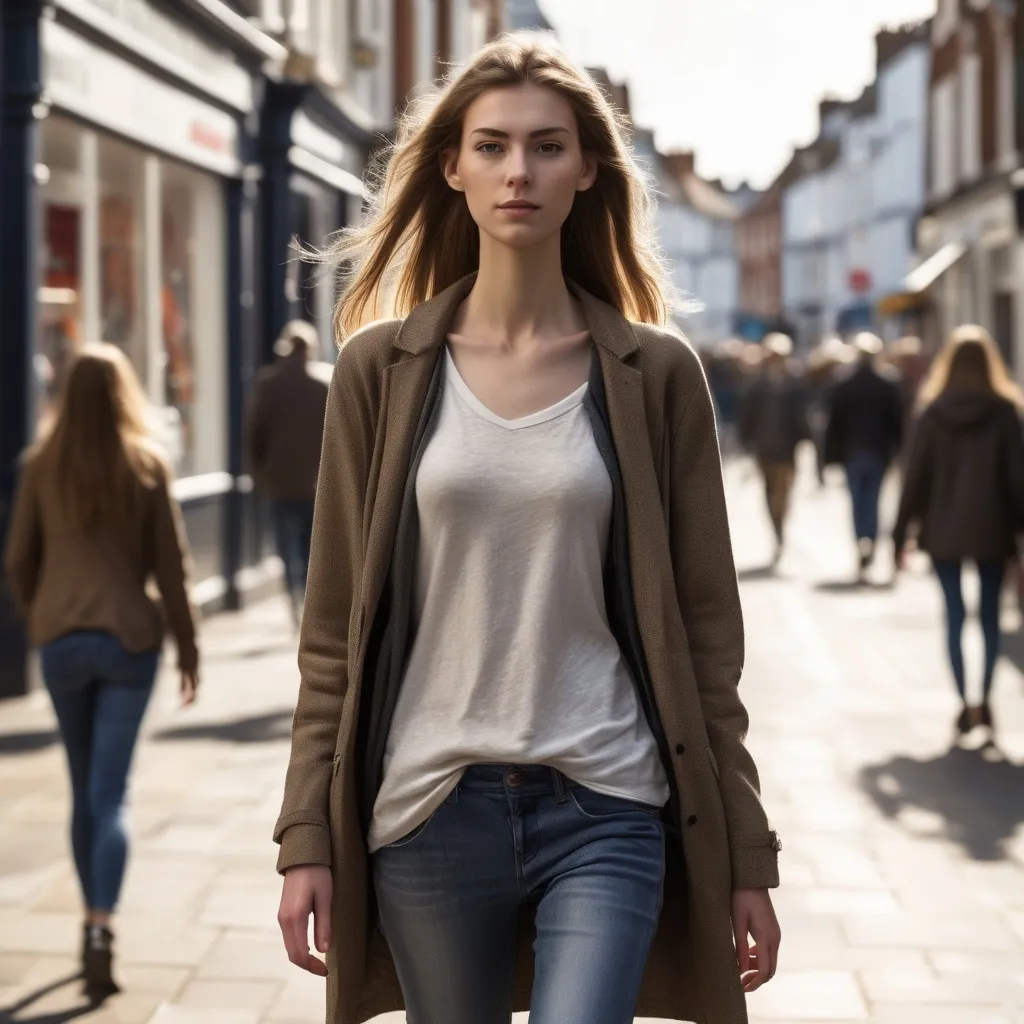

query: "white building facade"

left=781, top=24, right=930, bottom=347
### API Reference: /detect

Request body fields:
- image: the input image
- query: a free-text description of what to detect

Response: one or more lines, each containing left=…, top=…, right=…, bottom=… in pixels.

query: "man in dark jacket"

left=245, top=320, right=331, bottom=624
left=824, top=332, right=904, bottom=576
left=739, top=333, right=810, bottom=565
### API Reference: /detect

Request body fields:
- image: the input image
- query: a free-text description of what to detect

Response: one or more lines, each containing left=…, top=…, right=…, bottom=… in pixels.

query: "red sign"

left=849, top=268, right=872, bottom=294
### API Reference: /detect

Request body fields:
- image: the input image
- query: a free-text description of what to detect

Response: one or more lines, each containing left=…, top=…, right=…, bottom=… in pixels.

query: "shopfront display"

left=38, top=115, right=226, bottom=476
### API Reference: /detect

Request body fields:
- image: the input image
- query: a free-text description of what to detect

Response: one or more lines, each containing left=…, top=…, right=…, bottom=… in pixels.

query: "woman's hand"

left=180, top=669, right=199, bottom=707
left=732, top=887, right=781, bottom=992
left=279, top=865, right=333, bottom=976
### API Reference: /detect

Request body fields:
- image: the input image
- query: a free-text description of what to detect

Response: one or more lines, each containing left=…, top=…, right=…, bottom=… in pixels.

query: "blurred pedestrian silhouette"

left=3, top=342, right=199, bottom=1001
left=824, top=332, right=904, bottom=579
left=245, top=320, right=331, bottom=627
left=805, top=336, right=852, bottom=486
left=893, top=325, right=1024, bottom=738
left=738, top=332, right=810, bottom=565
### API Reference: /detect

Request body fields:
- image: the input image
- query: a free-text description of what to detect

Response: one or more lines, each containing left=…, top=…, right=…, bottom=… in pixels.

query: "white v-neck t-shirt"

left=367, top=344, right=669, bottom=851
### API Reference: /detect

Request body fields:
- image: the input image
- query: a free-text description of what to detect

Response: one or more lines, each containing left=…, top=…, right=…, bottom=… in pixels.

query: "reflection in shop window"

left=161, top=168, right=197, bottom=476
left=99, top=137, right=147, bottom=380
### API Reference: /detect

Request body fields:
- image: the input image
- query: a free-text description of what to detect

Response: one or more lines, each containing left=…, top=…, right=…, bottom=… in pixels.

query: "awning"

left=903, top=240, right=966, bottom=294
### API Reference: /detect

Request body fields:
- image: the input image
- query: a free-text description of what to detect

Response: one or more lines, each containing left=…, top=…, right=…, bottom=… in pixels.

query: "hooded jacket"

left=893, top=391, right=1024, bottom=562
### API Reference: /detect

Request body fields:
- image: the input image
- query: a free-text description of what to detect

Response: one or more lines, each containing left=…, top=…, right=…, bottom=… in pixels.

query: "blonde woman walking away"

left=894, top=325, right=1024, bottom=737
left=4, top=343, right=198, bottom=1000
left=275, top=34, right=780, bottom=1024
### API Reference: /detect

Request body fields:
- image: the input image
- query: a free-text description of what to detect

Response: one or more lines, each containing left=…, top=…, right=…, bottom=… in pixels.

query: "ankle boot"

left=83, top=925, right=120, bottom=999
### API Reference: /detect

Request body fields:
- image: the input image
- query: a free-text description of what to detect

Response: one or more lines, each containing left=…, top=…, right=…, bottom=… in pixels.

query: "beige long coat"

left=273, top=275, right=781, bottom=1024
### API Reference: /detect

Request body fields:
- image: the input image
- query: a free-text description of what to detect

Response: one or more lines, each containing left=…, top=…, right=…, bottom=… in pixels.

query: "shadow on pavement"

left=737, top=564, right=777, bottom=583
left=999, top=627, right=1024, bottom=680
left=0, top=730, right=60, bottom=756
left=0, top=970, right=99, bottom=1023
left=859, top=743, right=1024, bottom=861
left=202, top=640, right=297, bottom=663
left=814, top=578, right=896, bottom=594
left=151, top=709, right=294, bottom=744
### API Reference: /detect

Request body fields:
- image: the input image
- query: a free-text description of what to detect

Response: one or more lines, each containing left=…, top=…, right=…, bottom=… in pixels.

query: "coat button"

left=687, top=815, right=698, bottom=826
left=675, top=743, right=685, bottom=755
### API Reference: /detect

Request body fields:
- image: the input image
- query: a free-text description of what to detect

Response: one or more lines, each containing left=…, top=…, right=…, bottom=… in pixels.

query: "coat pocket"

left=706, top=746, right=721, bottom=781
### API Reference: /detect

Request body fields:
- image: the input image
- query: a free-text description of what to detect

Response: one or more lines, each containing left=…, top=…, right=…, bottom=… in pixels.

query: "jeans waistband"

left=459, top=763, right=571, bottom=800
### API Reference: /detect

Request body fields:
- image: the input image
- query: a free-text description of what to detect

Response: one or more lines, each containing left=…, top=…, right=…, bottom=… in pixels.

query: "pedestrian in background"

left=739, top=332, right=810, bottom=565
left=274, top=34, right=780, bottom=1024
left=824, top=332, right=904, bottom=579
left=245, top=319, right=331, bottom=627
left=893, top=325, right=1024, bottom=738
left=4, top=343, right=198, bottom=1000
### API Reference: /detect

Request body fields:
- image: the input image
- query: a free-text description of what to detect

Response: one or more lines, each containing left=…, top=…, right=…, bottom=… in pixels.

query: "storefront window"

left=99, top=136, right=147, bottom=380
left=161, top=165, right=197, bottom=474
left=39, top=116, right=87, bottom=419
left=37, top=116, right=226, bottom=477
left=159, top=159, right=226, bottom=477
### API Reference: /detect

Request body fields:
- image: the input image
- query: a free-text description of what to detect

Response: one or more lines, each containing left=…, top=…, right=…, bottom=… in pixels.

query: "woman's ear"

left=577, top=151, right=598, bottom=193
left=442, top=148, right=464, bottom=192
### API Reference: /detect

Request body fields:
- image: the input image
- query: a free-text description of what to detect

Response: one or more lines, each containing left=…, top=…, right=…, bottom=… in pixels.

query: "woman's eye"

left=538, top=142, right=563, bottom=154
left=477, top=143, right=502, bottom=154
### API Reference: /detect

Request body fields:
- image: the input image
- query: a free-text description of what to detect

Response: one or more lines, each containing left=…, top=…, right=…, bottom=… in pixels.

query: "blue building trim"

left=0, top=0, right=44, bottom=698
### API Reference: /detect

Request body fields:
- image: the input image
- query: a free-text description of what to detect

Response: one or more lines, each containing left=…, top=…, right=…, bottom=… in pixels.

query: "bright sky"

left=541, top=0, right=937, bottom=189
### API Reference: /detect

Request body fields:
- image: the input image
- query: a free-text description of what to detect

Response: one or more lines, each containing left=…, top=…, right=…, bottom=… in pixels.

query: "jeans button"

left=506, top=770, right=524, bottom=787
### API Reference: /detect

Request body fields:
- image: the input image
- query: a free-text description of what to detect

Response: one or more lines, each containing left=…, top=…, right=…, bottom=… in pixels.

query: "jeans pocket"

left=569, top=785, right=662, bottom=821
left=381, top=818, right=432, bottom=849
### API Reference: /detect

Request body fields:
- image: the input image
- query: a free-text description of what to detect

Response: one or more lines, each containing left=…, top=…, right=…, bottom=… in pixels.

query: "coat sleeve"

left=151, top=464, right=199, bottom=673
left=823, top=384, right=845, bottom=467
left=273, top=345, right=375, bottom=873
left=999, top=405, right=1024, bottom=533
left=243, top=376, right=267, bottom=481
left=892, top=409, right=935, bottom=551
left=3, top=457, right=42, bottom=618
left=669, top=362, right=780, bottom=890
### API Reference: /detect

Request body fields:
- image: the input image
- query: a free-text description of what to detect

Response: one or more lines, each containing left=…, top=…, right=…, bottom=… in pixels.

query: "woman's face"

left=444, top=82, right=598, bottom=250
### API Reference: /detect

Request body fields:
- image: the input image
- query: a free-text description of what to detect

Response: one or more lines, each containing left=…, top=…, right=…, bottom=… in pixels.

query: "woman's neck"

left=454, top=234, right=586, bottom=349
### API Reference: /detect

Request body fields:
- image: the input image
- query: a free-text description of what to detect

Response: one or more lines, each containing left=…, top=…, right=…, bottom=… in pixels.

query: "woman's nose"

left=505, top=149, right=531, bottom=186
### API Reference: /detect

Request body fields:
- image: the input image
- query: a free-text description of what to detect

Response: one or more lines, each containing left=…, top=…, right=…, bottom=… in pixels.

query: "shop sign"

left=43, top=20, right=241, bottom=177
left=56, top=0, right=256, bottom=112
left=291, top=111, right=364, bottom=177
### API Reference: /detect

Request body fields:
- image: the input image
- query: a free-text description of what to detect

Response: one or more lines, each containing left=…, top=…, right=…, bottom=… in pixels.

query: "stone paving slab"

left=2, top=456, right=1024, bottom=1023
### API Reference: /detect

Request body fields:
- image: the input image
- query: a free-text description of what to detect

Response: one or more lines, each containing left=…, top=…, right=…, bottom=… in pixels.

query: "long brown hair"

left=36, top=343, right=166, bottom=533
left=327, top=33, right=672, bottom=339
left=917, top=324, right=1024, bottom=410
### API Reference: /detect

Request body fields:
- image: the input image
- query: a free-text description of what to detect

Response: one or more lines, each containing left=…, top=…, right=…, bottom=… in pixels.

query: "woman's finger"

left=768, top=922, right=782, bottom=980
left=733, top=908, right=750, bottom=976
left=751, top=916, right=771, bottom=988
left=313, top=877, right=332, bottom=954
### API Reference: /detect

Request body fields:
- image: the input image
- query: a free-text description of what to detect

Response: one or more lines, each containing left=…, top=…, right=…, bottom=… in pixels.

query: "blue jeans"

left=933, top=560, right=1006, bottom=702
left=373, top=764, right=665, bottom=1024
left=271, top=499, right=315, bottom=599
left=845, top=450, right=887, bottom=543
left=40, top=631, right=158, bottom=912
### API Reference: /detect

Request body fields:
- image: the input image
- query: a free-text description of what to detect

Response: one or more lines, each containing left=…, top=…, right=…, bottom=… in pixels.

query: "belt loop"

left=551, top=768, right=569, bottom=803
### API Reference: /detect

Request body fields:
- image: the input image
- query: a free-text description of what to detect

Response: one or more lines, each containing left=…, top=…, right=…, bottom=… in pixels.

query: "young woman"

left=894, top=325, right=1024, bottom=737
left=274, top=35, right=781, bottom=1024
left=4, top=343, right=198, bottom=999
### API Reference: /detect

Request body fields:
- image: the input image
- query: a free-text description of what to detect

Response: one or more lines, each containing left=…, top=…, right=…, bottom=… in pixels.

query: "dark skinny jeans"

left=933, top=560, right=1006, bottom=703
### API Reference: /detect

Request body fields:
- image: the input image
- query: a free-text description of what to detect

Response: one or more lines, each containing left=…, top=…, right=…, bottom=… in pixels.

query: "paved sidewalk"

left=3, top=456, right=1024, bottom=1023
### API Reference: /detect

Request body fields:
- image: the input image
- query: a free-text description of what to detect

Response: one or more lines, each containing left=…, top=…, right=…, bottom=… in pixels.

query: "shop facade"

left=258, top=81, right=371, bottom=364
left=0, top=0, right=286, bottom=696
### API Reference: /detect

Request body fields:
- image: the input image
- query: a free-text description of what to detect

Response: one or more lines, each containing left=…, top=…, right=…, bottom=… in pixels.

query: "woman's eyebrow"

left=469, top=127, right=572, bottom=138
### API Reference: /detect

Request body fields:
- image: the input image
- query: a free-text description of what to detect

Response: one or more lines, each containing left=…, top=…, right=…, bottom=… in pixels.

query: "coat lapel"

left=357, top=275, right=478, bottom=633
